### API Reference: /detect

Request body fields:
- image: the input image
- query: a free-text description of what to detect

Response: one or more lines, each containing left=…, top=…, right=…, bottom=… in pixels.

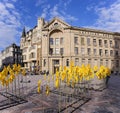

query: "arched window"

left=31, top=52, right=35, bottom=58
left=54, top=22, right=58, bottom=26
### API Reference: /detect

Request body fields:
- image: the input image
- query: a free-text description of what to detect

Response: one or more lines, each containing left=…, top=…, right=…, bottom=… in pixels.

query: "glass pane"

left=55, top=48, right=59, bottom=54
left=55, top=38, right=60, bottom=45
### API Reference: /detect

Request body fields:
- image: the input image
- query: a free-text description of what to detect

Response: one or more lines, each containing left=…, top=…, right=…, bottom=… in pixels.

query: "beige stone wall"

left=20, top=18, right=44, bottom=71
left=42, top=21, right=120, bottom=74
left=20, top=17, right=120, bottom=74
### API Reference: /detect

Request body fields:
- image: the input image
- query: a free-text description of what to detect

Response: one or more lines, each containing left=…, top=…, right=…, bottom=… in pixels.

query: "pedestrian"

left=106, top=75, right=110, bottom=87
left=46, top=71, right=49, bottom=76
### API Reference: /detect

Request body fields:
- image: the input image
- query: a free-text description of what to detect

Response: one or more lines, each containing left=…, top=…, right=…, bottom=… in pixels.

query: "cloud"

left=49, top=4, right=78, bottom=22
left=35, top=0, right=47, bottom=7
left=86, top=0, right=120, bottom=32
left=40, top=0, right=77, bottom=23
left=41, top=4, right=50, bottom=18
left=3, top=0, right=17, bottom=3
left=64, top=0, right=72, bottom=7
left=0, top=0, right=21, bottom=51
left=50, top=5, right=59, bottom=18
left=5, top=2, right=15, bottom=9
left=11, top=0, right=17, bottom=2
left=25, top=26, right=31, bottom=32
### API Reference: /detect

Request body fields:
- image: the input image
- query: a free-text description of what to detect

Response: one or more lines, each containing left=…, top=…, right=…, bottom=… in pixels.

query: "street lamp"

left=49, top=48, right=53, bottom=74
left=60, top=49, right=63, bottom=68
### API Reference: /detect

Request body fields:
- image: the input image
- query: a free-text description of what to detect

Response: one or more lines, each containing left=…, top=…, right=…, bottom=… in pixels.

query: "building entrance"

left=53, top=59, right=59, bottom=74
left=54, top=66, right=59, bottom=74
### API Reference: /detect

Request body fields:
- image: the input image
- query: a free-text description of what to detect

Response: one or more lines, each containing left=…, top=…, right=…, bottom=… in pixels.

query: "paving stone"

left=0, top=75, right=120, bottom=113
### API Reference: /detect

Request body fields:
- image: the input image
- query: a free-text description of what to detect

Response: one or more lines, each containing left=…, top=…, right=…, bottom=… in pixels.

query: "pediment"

left=43, top=17, right=70, bottom=31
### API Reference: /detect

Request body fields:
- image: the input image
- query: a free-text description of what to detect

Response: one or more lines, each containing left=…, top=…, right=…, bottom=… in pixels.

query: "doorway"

left=54, top=66, right=59, bottom=74
left=53, top=59, right=59, bottom=74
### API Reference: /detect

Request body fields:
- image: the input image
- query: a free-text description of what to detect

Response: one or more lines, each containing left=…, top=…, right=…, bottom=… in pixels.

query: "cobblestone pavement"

left=0, top=75, right=120, bottom=113
left=80, top=75, right=120, bottom=113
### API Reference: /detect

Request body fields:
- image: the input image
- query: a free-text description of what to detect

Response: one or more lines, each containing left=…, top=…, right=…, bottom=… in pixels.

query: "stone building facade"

left=0, top=43, right=22, bottom=70
left=20, top=18, right=43, bottom=72
left=20, top=17, right=120, bottom=74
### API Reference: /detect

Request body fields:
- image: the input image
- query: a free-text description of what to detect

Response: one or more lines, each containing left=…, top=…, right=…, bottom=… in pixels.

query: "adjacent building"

left=0, top=43, right=22, bottom=70
left=20, top=17, right=120, bottom=74
left=20, top=18, right=43, bottom=72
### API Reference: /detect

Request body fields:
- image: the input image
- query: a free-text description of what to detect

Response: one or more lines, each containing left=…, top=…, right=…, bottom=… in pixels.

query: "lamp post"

left=49, top=48, right=53, bottom=74
left=60, top=50, right=63, bottom=68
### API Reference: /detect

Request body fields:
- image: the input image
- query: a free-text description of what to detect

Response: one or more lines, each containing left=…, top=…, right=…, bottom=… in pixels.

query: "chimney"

left=37, top=17, right=45, bottom=29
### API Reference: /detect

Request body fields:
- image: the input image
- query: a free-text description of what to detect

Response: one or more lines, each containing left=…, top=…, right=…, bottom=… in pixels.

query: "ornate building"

left=20, top=17, right=120, bottom=74
left=20, top=18, right=43, bottom=72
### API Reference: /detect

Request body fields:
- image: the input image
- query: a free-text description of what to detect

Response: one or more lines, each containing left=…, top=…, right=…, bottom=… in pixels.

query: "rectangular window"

left=93, top=39, right=97, bottom=46
left=115, top=51, right=119, bottom=56
left=49, top=48, right=53, bottom=55
left=88, top=59, right=91, bottom=65
left=54, top=60, right=59, bottom=65
left=55, top=38, right=60, bottom=45
left=104, top=40, right=108, bottom=47
left=115, top=41, right=119, bottom=48
left=105, top=50, right=108, bottom=56
left=94, top=59, right=97, bottom=65
left=99, top=49, right=102, bottom=56
left=66, top=59, right=69, bottom=66
left=82, top=59, right=85, bottom=65
left=23, top=55, right=26, bottom=60
left=50, top=38, right=53, bottom=45
left=75, top=47, right=78, bottom=54
left=93, top=49, right=97, bottom=55
left=75, top=58, right=79, bottom=66
left=87, top=38, right=90, bottom=46
left=105, top=60, right=108, bottom=66
left=31, top=53, right=34, bottom=58
left=87, top=48, right=91, bottom=55
left=32, top=53, right=35, bottom=58
left=111, top=60, right=114, bottom=68
left=81, top=38, right=84, bottom=45
left=55, top=48, right=60, bottom=55
left=60, top=48, right=64, bottom=55
left=110, top=40, right=113, bottom=47
left=99, top=39, right=102, bottom=47
left=74, top=37, right=78, bottom=45
left=100, top=59, right=103, bottom=66
left=55, top=48, right=59, bottom=54
left=26, top=63, right=28, bottom=67
left=110, top=50, right=113, bottom=56
left=81, top=48, right=85, bottom=55
left=82, top=59, right=85, bottom=64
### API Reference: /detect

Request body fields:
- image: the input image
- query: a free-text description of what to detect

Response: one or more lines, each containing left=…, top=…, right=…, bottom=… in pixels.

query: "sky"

left=0, top=0, right=120, bottom=51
